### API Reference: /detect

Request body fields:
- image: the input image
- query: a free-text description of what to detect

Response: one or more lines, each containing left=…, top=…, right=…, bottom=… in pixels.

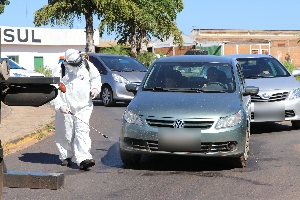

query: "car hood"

left=113, top=71, right=146, bottom=83
left=128, top=92, right=241, bottom=118
left=245, top=76, right=300, bottom=91
left=10, top=69, right=45, bottom=77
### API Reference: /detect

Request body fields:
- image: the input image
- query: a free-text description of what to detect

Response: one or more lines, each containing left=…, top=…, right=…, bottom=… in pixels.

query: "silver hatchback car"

left=120, top=55, right=259, bottom=168
left=87, top=53, right=148, bottom=106
left=226, top=54, right=300, bottom=129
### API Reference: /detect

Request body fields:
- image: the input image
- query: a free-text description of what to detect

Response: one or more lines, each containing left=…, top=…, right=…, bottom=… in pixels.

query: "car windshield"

left=99, top=56, right=148, bottom=72
left=1, top=58, right=24, bottom=69
left=237, top=57, right=290, bottom=78
left=143, top=61, right=236, bottom=93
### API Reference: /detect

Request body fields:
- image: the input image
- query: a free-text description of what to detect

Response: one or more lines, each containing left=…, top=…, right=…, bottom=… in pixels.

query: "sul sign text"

left=3, top=29, right=41, bottom=43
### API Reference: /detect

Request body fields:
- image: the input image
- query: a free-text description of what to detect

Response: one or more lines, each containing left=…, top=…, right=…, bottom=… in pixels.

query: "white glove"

left=90, top=88, right=99, bottom=99
left=59, top=106, right=70, bottom=114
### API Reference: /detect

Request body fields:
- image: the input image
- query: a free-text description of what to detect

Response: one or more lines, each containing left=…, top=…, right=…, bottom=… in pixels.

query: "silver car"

left=87, top=53, right=148, bottom=106
left=120, top=55, right=259, bottom=168
left=226, top=54, right=300, bottom=129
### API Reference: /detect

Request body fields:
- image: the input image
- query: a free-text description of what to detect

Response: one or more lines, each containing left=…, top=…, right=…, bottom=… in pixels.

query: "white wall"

left=0, top=26, right=99, bottom=70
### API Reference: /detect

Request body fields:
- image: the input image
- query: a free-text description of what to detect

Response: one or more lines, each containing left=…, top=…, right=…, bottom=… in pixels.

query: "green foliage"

left=99, top=0, right=184, bottom=56
left=35, top=66, right=52, bottom=77
left=33, top=0, right=105, bottom=52
left=0, top=0, right=9, bottom=14
left=99, top=44, right=130, bottom=56
left=282, top=61, right=300, bottom=82
left=136, top=51, right=158, bottom=67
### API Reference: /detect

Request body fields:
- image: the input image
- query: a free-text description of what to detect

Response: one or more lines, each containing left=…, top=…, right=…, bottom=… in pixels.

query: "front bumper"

left=120, top=119, right=247, bottom=157
left=250, top=98, right=300, bottom=122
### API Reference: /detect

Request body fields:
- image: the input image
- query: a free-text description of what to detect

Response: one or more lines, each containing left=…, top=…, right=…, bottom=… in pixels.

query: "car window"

left=1, top=58, right=24, bottom=69
left=143, top=62, right=236, bottom=92
left=98, top=56, right=148, bottom=72
left=237, top=57, right=290, bottom=78
left=89, top=56, right=107, bottom=75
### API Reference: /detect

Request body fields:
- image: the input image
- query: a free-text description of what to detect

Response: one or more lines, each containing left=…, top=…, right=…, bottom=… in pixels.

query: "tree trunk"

left=140, top=29, right=148, bottom=52
left=130, top=24, right=137, bottom=58
left=85, top=12, right=95, bottom=53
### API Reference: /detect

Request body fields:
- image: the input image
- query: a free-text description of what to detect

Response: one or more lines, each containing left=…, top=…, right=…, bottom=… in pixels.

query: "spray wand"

left=68, top=111, right=108, bottom=139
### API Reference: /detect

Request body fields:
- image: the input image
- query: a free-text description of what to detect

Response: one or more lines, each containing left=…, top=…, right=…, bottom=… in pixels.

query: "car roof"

left=87, top=53, right=129, bottom=57
left=225, top=54, right=273, bottom=59
left=155, top=55, right=234, bottom=63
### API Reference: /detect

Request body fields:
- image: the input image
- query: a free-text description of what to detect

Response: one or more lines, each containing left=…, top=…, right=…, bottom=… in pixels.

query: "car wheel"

left=291, top=120, right=300, bottom=129
left=232, top=155, right=246, bottom=168
left=245, top=126, right=250, bottom=160
left=232, top=129, right=249, bottom=168
left=119, top=149, right=142, bottom=166
left=101, top=86, right=115, bottom=107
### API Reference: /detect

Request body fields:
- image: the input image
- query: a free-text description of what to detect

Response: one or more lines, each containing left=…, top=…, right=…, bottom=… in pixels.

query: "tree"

left=99, top=0, right=184, bottom=57
left=0, top=0, right=10, bottom=15
left=33, top=0, right=105, bottom=53
left=99, top=44, right=130, bottom=56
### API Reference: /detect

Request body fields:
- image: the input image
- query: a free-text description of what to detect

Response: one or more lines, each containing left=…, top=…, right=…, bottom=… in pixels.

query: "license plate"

left=158, top=128, right=201, bottom=152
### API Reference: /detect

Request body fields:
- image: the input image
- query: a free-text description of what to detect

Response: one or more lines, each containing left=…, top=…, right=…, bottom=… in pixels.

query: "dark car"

left=120, top=55, right=259, bottom=168
left=87, top=53, right=148, bottom=106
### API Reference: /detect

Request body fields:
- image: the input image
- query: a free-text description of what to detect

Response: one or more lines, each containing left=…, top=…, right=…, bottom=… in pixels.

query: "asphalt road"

left=2, top=101, right=300, bottom=200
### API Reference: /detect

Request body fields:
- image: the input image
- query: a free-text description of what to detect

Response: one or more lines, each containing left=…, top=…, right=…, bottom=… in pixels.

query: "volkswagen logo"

left=173, top=119, right=184, bottom=128
left=261, top=93, right=270, bottom=99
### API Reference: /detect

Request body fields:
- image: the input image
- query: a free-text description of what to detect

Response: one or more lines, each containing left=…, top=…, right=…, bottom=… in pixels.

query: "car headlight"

left=123, top=110, right=143, bottom=126
left=215, top=110, right=242, bottom=129
left=288, top=88, right=300, bottom=100
left=112, top=73, right=130, bottom=84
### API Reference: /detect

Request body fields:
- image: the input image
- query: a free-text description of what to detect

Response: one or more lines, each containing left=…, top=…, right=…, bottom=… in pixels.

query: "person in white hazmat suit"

left=50, top=49, right=101, bottom=170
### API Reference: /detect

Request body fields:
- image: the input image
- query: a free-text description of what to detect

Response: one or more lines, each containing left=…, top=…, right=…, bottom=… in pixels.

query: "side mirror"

left=243, top=86, right=259, bottom=96
left=125, top=83, right=138, bottom=95
left=292, top=69, right=300, bottom=77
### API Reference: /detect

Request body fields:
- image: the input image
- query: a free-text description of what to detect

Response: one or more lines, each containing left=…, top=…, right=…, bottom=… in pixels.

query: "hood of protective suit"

left=65, top=49, right=82, bottom=67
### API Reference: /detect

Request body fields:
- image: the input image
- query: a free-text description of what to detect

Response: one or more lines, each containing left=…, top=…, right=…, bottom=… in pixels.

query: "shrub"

left=282, top=61, right=300, bottom=81
left=35, top=65, right=52, bottom=77
left=136, top=51, right=158, bottom=67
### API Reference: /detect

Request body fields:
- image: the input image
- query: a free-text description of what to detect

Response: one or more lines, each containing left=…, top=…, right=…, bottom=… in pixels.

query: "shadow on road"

left=101, top=142, right=244, bottom=172
left=250, top=121, right=292, bottom=135
left=18, top=152, right=61, bottom=165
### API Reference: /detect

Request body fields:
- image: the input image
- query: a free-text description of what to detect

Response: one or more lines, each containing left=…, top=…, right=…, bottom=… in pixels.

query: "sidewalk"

left=0, top=102, right=56, bottom=155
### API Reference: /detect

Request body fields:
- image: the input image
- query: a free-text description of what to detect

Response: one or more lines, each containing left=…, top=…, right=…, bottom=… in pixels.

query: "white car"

left=1, top=57, right=45, bottom=77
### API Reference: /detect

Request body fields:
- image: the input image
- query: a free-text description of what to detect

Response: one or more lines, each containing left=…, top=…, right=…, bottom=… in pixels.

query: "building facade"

left=150, top=29, right=300, bottom=67
left=0, top=26, right=99, bottom=70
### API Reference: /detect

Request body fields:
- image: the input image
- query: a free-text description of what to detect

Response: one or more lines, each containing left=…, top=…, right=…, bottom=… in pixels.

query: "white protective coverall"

left=50, top=52, right=101, bottom=166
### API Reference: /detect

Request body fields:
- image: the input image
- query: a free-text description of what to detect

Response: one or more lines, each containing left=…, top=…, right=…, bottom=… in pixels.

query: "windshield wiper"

left=246, top=75, right=275, bottom=78
left=143, top=87, right=168, bottom=91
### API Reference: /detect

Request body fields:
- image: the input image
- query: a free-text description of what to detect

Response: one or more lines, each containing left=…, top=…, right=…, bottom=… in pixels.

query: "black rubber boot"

left=61, top=158, right=72, bottom=167
left=79, top=159, right=95, bottom=170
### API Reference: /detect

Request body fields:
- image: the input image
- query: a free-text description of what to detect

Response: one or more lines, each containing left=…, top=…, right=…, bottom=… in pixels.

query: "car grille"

left=123, top=138, right=237, bottom=153
left=251, top=110, right=295, bottom=119
left=146, top=118, right=214, bottom=129
left=251, top=92, right=289, bottom=102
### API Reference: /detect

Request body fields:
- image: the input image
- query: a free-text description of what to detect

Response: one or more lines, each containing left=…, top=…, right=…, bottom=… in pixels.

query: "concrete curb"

left=2, top=121, right=55, bottom=156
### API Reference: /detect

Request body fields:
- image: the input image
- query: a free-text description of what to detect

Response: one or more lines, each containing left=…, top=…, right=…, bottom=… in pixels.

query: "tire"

left=292, top=120, right=300, bottom=129
left=119, top=149, right=142, bottom=166
left=232, top=155, right=246, bottom=168
left=232, top=128, right=249, bottom=168
left=101, top=86, right=116, bottom=107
